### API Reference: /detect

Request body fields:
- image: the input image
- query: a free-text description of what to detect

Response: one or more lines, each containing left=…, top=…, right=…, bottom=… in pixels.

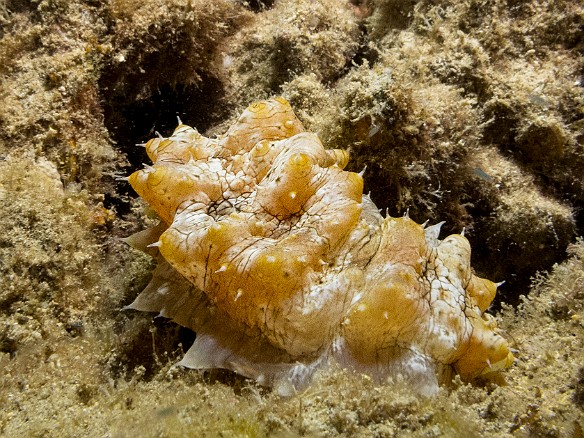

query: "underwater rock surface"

left=127, top=97, right=513, bottom=395
left=1, top=0, right=583, bottom=435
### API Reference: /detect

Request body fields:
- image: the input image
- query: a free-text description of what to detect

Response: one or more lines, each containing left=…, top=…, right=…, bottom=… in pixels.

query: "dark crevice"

left=101, top=75, right=227, bottom=169
left=99, top=72, right=229, bottom=216
left=108, top=315, right=195, bottom=382
left=239, top=0, right=275, bottom=12
left=342, top=23, right=379, bottom=77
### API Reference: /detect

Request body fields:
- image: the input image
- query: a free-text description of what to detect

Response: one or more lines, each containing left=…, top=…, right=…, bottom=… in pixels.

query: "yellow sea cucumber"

left=126, top=97, right=514, bottom=395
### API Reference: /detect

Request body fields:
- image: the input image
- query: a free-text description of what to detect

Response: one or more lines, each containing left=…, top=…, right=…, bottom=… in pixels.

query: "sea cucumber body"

left=127, top=97, right=513, bottom=395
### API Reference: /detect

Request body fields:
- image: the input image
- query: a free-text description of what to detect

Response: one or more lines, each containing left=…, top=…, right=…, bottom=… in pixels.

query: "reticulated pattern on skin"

left=125, top=97, right=514, bottom=396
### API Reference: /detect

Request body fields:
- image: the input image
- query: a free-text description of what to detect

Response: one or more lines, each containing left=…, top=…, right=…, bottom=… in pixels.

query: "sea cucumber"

left=125, top=97, right=514, bottom=395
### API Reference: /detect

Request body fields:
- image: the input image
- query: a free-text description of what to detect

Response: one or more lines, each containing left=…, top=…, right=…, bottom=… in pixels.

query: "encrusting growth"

left=126, top=97, right=514, bottom=395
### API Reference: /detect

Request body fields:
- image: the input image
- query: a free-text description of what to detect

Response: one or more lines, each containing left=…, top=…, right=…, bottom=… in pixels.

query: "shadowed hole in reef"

left=110, top=316, right=196, bottom=382
left=239, top=0, right=275, bottom=12
left=99, top=76, right=228, bottom=215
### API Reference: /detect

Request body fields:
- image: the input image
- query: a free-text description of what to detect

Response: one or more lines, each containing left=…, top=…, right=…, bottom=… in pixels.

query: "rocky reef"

left=0, top=0, right=582, bottom=436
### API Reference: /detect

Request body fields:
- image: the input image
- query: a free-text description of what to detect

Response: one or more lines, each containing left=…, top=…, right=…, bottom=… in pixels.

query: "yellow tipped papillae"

left=127, top=97, right=513, bottom=395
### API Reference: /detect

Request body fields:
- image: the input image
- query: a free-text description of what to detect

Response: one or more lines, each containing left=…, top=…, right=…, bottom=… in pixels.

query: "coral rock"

left=126, top=97, right=514, bottom=395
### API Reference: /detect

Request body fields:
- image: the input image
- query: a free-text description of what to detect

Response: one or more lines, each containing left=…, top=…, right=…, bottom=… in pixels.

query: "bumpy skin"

left=127, top=98, right=514, bottom=395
